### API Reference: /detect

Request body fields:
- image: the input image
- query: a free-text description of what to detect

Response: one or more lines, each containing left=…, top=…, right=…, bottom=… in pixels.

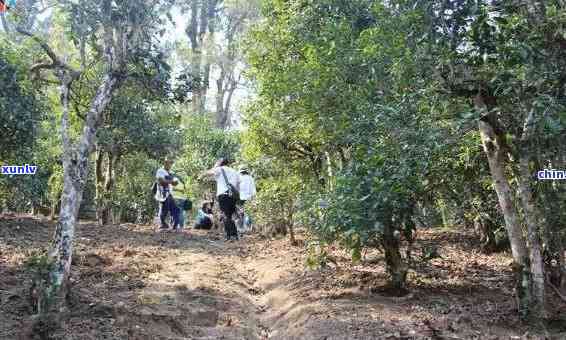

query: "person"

left=200, top=158, right=240, bottom=241
left=177, top=198, right=193, bottom=230
left=194, top=201, right=213, bottom=230
left=170, top=175, right=192, bottom=231
left=155, top=158, right=180, bottom=231
left=237, top=165, right=256, bottom=232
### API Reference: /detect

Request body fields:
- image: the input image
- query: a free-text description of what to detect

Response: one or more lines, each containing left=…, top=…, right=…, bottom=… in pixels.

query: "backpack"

left=181, top=199, right=192, bottom=211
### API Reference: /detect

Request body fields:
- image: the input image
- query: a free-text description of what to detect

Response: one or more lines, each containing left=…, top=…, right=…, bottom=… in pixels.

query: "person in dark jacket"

left=200, top=158, right=240, bottom=241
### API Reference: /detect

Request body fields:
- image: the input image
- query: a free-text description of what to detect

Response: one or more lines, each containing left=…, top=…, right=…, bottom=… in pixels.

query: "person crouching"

left=195, top=201, right=213, bottom=230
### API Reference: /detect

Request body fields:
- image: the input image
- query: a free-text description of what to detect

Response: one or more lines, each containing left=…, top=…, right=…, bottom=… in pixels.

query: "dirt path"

left=71, top=227, right=275, bottom=340
left=118, top=236, right=268, bottom=339
left=1, top=215, right=565, bottom=339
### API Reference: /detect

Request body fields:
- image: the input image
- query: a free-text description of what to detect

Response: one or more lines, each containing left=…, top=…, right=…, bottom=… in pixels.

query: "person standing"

left=155, top=158, right=180, bottom=231
left=201, top=158, right=240, bottom=241
left=237, top=165, right=256, bottom=232
left=170, top=175, right=192, bottom=231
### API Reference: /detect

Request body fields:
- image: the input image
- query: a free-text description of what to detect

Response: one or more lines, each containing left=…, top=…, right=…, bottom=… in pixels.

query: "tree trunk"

left=191, top=45, right=203, bottom=114
left=117, top=208, right=123, bottom=224
left=41, top=163, right=84, bottom=314
left=102, top=152, right=118, bottom=225
left=215, top=67, right=227, bottom=127
left=99, top=159, right=112, bottom=226
left=515, top=107, right=546, bottom=319
left=517, top=155, right=546, bottom=318
left=288, top=201, right=297, bottom=246
left=288, top=222, right=296, bottom=246
left=95, top=149, right=105, bottom=226
left=224, top=76, right=238, bottom=125
left=50, top=202, right=56, bottom=221
left=474, top=214, right=490, bottom=251
left=96, top=149, right=119, bottom=226
left=205, top=0, right=219, bottom=89
left=187, top=0, right=203, bottom=114
left=325, top=152, right=334, bottom=191
left=382, top=220, right=407, bottom=291
left=477, top=110, right=528, bottom=265
left=198, top=0, right=218, bottom=113
left=187, top=0, right=217, bottom=115
left=561, top=240, right=566, bottom=292
left=214, top=6, right=244, bottom=128
left=555, top=154, right=566, bottom=292
left=478, top=117, right=531, bottom=314
left=476, top=100, right=534, bottom=318
left=40, top=73, right=119, bottom=314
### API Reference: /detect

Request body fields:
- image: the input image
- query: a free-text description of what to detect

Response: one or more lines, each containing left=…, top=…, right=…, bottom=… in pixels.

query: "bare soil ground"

left=1, top=214, right=565, bottom=339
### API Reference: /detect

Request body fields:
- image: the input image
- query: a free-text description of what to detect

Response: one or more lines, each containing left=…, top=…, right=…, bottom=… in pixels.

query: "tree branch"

left=30, top=61, right=56, bottom=73
left=547, top=282, right=566, bottom=303
left=38, top=78, right=60, bottom=85
left=16, top=28, right=80, bottom=78
left=17, top=29, right=60, bottom=65
left=520, top=107, right=537, bottom=143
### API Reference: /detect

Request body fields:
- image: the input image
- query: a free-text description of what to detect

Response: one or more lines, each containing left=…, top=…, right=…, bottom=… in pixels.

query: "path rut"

left=124, top=234, right=272, bottom=340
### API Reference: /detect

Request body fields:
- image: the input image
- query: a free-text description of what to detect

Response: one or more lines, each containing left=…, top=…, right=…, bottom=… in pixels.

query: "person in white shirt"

left=200, top=157, right=240, bottom=241
left=237, top=165, right=256, bottom=232
left=155, top=158, right=180, bottom=230
left=238, top=165, right=256, bottom=202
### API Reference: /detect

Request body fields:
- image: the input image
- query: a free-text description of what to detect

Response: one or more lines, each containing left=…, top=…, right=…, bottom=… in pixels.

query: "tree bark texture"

left=382, top=221, right=407, bottom=290
left=96, top=148, right=119, bottom=226
left=517, top=155, right=546, bottom=318
left=42, top=73, right=119, bottom=314
left=476, top=105, right=528, bottom=265
left=95, top=149, right=105, bottom=226
left=475, top=94, right=551, bottom=320
left=287, top=200, right=297, bottom=246
left=516, top=108, right=546, bottom=318
left=214, top=18, right=241, bottom=128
